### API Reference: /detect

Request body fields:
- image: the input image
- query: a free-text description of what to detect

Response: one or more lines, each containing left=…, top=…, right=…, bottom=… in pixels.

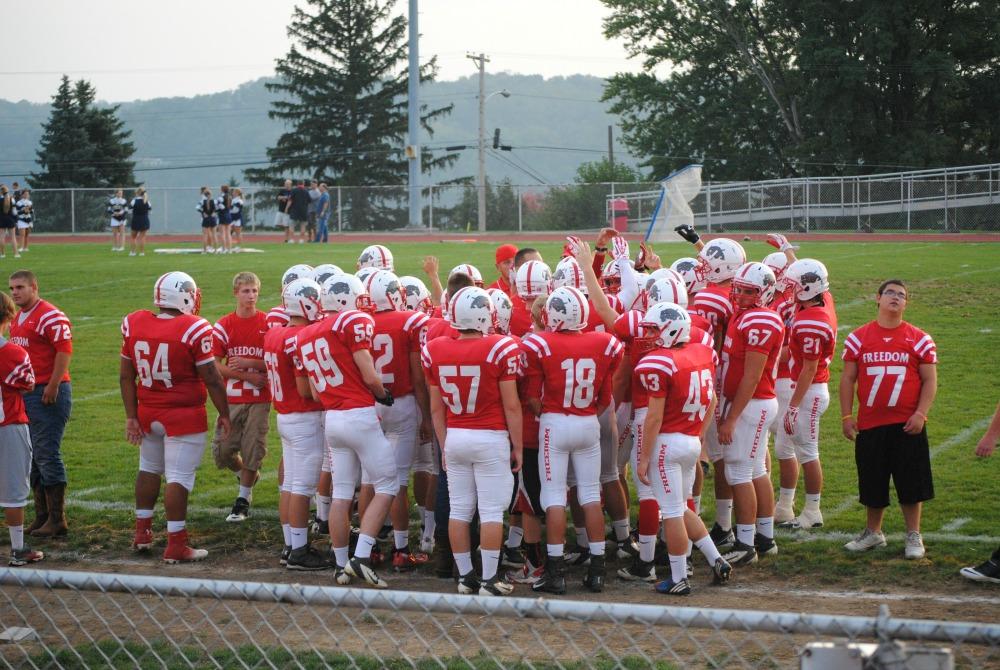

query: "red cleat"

left=133, top=518, right=153, bottom=552
left=162, top=530, right=208, bottom=564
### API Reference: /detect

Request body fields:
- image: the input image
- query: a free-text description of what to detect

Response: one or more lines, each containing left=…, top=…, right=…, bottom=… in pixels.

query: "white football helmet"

left=637, top=301, right=692, bottom=352
left=282, top=278, right=323, bottom=322
left=515, top=260, right=552, bottom=299
left=486, top=288, right=513, bottom=334
left=399, top=275, right=433, bottom=314
left=784, top=259, right=829, bottom=302
left=696, top=238, right=747, bottom=283
left=312, top=264, right=344, bottom=286
left=601, top=260, right=622, bottom=294
left=364, top=270, right=406, bottom=312
left=281, top=264, right=314, bottom=287
left=321, top=273, right=374, bottom=313
left=358, top=244, right=394, bottom=271
left=354, top=267, right=378, bottom=285
left=731, top=262, right=778, bottom=309
left=670, top=257, right=707, bottom=293
left=762, top=252, right=789, bottom=278
left=153, top=271, right=200, bottom=315
left=552, top=257, right=587, bottom=294
left=544, top=286, right=590, bottom=332
left=643, top=268, right=682, bottom=293
left=647, top=275, right=689, bottom=308
left=448, top=263, right=484, bottom=287
left=449, top=286, right=495, bottom=334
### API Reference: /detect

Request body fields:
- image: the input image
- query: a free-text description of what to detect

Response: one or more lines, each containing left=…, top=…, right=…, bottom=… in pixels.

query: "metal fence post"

left=706, top=182, right=712, bottom=232
left=428, top=185, right=434, bottom=232
left=250, top=190, right=256, bottom=233
left=789, top=182, right=794, bottom=231
left=163, top=190, right=169, bottom=233
left=805, top=180, right=811, bottom=232
left=337, top=187, right=343, bottom=233
left=70, top=189, right=75, bottom=234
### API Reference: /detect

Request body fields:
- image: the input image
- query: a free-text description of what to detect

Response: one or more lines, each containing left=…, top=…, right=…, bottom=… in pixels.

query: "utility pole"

left=467, top=52, right=489, bottom=233
left=406, top=0, right=421, bottom=228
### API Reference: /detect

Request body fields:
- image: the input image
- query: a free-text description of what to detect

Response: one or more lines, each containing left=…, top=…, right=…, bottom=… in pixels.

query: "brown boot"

left=31, top=484, right=68, bottom=538
left=26, top=484, right=48, bottom=534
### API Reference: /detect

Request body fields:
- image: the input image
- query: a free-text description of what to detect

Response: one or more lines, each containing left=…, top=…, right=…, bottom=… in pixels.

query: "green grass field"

left=14, top=237, right=1000, bottom=590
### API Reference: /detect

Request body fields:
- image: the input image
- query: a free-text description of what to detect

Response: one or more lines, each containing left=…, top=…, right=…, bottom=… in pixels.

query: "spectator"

left=215, top=185, right=233, bottom=254
left=840, top=279, right=937, bottom=560
left=314, top=183, right=330, bottom=243
left=307, top=180, right=320, bottom=242
left=107, top=188, right=128, bottom=252
left=0, top=185, right=16, bottom=258
left=198, top=187, right=218, bottom=254
left=128, top=187, right=151, bottom=257
left=288, top=181, right=311, bottom=245
left=11, top=182, right=21, bottom=202
left=488, top=244, right=518, bottom=294
left=959, top=400, right=1000, bottom=584
left=15, top=189, right=33, bottom=255
left=230, top=188, right=245, bottom=251
left=275, top=179, right=292, bottom=243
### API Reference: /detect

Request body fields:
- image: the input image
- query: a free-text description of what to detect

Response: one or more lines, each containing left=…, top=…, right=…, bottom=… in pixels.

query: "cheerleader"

left=0, top=185, right=16, bottom=259
left=215, top=184, right=233, bottom=254
left=15, top=189, right=33, bottom=255
left=198, top=187, right=217, bottom=253
left=230, top=188, right=244, bottom=251
left=107, top=188, right=128, bottom=251
left=128, top=187, right=151, bottom=257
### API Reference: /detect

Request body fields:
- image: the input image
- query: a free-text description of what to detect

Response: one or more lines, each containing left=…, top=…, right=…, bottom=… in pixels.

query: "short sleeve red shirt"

left=0, top=339, right=34, bottom=425
left=788, top=295, right=838, bottom=384
left=691, top=283, right=733, bottom=341
left=10, top=299, right=72, bottom=385
left=520, top=330, right=623, bottom=416
left=213, top=310, right=270, bottom=404
left=263, top=324, right=323, bottom=414
left=721, top=307, right=784, bottom=400
left=634, top=342, right=716, bottom=436
left=371, top=309, right=429, bottom=396
left=295, top=310, right=377, bottom=411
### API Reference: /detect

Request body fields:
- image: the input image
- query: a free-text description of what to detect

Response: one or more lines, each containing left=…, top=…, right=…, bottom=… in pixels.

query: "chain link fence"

left=1, top=568, right=998, bottom=669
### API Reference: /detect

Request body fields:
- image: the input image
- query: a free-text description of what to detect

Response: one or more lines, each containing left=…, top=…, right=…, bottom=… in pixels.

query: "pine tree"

left=30, top=76, right=94, bottom=188
left=74, top=80, right=136, bottom=188
left=245, top=0, right=455, bottom=230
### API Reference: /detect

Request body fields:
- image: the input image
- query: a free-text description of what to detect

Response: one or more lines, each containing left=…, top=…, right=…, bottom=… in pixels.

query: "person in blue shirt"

left=314, top=183, right=331, bottom=243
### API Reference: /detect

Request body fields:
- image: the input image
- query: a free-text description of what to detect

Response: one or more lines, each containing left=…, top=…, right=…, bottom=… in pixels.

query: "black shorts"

left=509, top=447, right=543, bottom=517
left=201, top=218, right=217, bottom=229
left=855, top=423, right=934, bottom=507
left=130, top=218, right=149, bottom=232
left=0, top=219, right=14, bottom=230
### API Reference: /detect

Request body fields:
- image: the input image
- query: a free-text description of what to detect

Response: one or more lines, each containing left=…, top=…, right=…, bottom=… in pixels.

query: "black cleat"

left=754, top=533, right=778, bottom=557
left=712, top=557, right=732, bottom=585
left=617, top=555, right=656, bottom=582
left=225, top=497, right=250, bottom=523
left=583, top=553, right=606, bottom=593
left=532, top=555, right=567, bottom=595
left=722, top=540, right=758, bottom=567
left=286, top=546, right=331, bottom=571
left=709, top=523, right=735, bottom=551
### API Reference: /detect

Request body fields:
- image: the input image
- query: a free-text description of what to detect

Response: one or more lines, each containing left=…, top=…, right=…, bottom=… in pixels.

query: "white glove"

left=611, top=235, right=630, bottom=261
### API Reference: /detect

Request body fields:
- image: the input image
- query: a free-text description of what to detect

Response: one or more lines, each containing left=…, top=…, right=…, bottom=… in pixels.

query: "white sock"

left=9, top=525, right=23, bottom=551
left=481, top=549, right=501, bottom=580
left=393, top=530, right=409, bottom=551
left=454, top=551, right=474, bottom=576
left=695, top=535, right=722, bottom=564
left=669, top=554, right=687, bottom=583
left=238, top=485, right=253, bottom=501
left=692, top=495, right=702, bottom=515
left=333, top=546, right=349, bottom=568
left=422, top=509, right=436, bottom=539
left=290, top=526, right=308, bottom=550
left=588, top=540, right=605, bottom=557
left=282, top=524, right=292, bottom=546
left=778, top=487, right=796, bottom=508
left=804, top=493, right=821, bottom=510
left=317, top=495, right=332, bottom=521
left=736, top=523, right=755, bottom=546
left=612, top=518, right=630, bottom=542
left=135, top=509, right=154, bottom=519
left=166, top=520, right=185, bottom=533
left=756, top=517, right=774, bottom=540
left=715, top=499, right=733, bottom=530
left=354, top=533, right=376, bottom=559
left=547, top=543, right=564, bottom=558
left=574, top=527, right=588, bottom=547
left=638, top=534, right=656, bottom=562
left=416, top=505, right=426, bottom=524
left=506, top=525, right=524, bottom=549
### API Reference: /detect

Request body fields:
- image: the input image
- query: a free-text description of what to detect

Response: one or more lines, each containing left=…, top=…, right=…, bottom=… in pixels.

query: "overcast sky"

left=0, top=0, right=644, bottom=104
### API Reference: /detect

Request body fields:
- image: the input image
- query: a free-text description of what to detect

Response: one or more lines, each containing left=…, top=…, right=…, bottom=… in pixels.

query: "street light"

left=477, top=88, right=510, bottom=232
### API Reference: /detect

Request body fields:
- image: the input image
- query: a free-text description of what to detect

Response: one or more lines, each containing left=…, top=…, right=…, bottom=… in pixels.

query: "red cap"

left=495, top=244, right=518, bottom=264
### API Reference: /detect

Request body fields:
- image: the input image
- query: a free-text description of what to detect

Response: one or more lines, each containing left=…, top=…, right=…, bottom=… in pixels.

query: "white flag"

left=644, top=164, right=702, bottom=242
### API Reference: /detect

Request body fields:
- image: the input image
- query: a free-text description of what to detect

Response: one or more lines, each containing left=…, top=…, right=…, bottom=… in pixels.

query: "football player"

left=422, top=286, right=524, bottom=596
left=267, top=265, right=314, bottom=330
left=634, top=302, right=732, bottom=595
left=264, top=278, right=329, bottom=571
left=212, top=272, right=270, bottom=523
left=716, top=262, right=783, bottom=566
left=121, top=272, right=232, bottom=563
left=509, top=250, right=548, bottom=337
left=523, top=285, right=624, bottom=594
left=297, top=273, right=396, bottom=587
left=357, top=244, right=394, bottom=272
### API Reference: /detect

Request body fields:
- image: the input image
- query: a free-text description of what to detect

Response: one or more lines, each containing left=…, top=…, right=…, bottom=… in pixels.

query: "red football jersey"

left=121, top=311, right=215, bottom=435
left=371, top=309, right=429, bottom=396
left=721, top=307, right=784, bottom=400
left=635, top=342, right=716, bottom=436
left=631, top=325, right=712, bottom=410
left=213, top=310, right=270, bottom=404
left=688, top=311, right=711, bottom=334
left=266, top=305, right=290, bottom=330
left=842, top=321, right=937, bottom=430
left=771, top=297, right=797, bottom=380
left=263, top=324, right=322, bottom=414
left=613, top=310, right=644, bottom=354
left=508, top=295, right=533, bottom=337
left=521, top=330, right=623, bottom=416
left=425, top=316, right=459, bottom=342
left=296, top=310, right=377, bottom=411
left=0, top=339, right=33, bottom=425
left=487, top=276, right=512, bottom=295
left=582, top=298, right=611, bottom=333
left=511, top=335, right=540, bottom=449
left=10, top=299, right=72, bottom=385
left=691, top=283, right=733, bottom=340
left=788, top=295, right=838, bottom=384
left=422, top=334, right=521, bottom=430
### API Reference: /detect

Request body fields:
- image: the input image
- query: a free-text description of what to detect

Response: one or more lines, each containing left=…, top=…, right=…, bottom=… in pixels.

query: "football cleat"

left=774, top=504, right=796, bottom=526
left=479, top=576, right=515, bottom=597
left=225, top=497, right=250, bottom=523
left=311, top=518, right=329, bottom=536
left=391, top=548, right=428, bottom=572
left=286, top=546, right=331, bottom=571
left=345, top=557, right=389, bottom=589
left=755, top=533, right=778, bottom=557
left=132, top=518, right=153, bottom=552
left=162, top=531, right=208, bottom=564
left=9, top=546, right=44, bottom=567
left=532, top=556, right=567, bottom=595
left=509, top=559, right=545, bottom=585
left=686, top=557, right=694, bottom=578
left=904, top=531, right=926, bottom=560
left=457, top=572, right=481, bottom=595
left=960, top=557, right=1000, bottom=584
left=709, top=523, right=735, bottom=551
left=617, top=556, right=656, bottom=582
left=790, top=508, right=824, bottom=530
left=722, top=541, right=758, bottom=567
left=712, top=557, right=733, bottom=585
left=502, top=546, right=525, bottom=568
left=333, top=567, right=352, bottom=585
left=583, top=554, right=606, bottom=593
left=844, top=528, right=887, bottom=552
left=615, top=538, right=639, bottom=560
left=654, top=577, right=692, bottom=596
left=564, top=545, right=591, bottom=566
left=279, top=545, right=291, bottom=566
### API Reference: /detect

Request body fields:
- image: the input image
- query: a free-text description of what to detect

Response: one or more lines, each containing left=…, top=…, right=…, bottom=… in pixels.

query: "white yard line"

left=65, top=497, right=279, bottom=520
left=74, top=389, right=120, bottom=403
left=940, top=517, right=971, bottom=532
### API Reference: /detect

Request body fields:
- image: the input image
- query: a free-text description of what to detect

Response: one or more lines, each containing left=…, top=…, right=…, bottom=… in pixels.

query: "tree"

left=601, top=0, right=1000, bottom=180
left=74, top=80, right=136, bottom=188
left=530, top=158, right=645, bottom=230
left=30, top=76, right=95, bottom=188
left=245, top=0, right=456, bottom=230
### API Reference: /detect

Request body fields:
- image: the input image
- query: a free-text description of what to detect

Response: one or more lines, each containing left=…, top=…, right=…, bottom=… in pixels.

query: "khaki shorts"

left=213, top=402, right=270, bottom=472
